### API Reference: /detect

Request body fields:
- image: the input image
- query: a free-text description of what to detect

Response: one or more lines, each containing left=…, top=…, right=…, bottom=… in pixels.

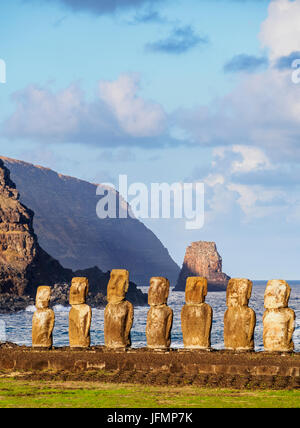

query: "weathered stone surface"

left=69, top=278, right=92, bottom=348
left=146, top=277, right=173, bottom=350
left=224, top=278, right=256, bottom=351
left=263, top=280, right=295, bottom=352
left=107, top=269, right=129, bottom=304
left=181, top=277, right=213, bottom=349
left=2, top=156, right=180, bottom=286
left=104, top=270, right=134, bottom=349
left=1, top=346, right=300, bottom=390
left=32, top=286, right=55, bottom=348
left=175, top=242, right=230, bottom=292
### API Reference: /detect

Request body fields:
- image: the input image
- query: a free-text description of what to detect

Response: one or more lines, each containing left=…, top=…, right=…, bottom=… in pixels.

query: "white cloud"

left=196, top=144, right=295, bottom=224
left=3, top=74, right=168, bottom=146
left=4, top=84, right=85, bottom=139
left=204, top=173, right=225, bottom=187
left=260, top=0, right=300, bottom=60
left=176, top=59, right=300, bottom=163
left=230, top=145, right=272, bottom=174
left=227, top=183, right=285, bottom=220
left=99, top=73, right=166, bottom=138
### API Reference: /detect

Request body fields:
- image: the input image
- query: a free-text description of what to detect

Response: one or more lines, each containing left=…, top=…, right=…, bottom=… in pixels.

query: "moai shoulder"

left=224, top=278, right=256, bottom=351
left=104, top=269, right=134, bottom=349
left=146, top=277, right=173, bottom=350
left=69, top=277, right=92, bottom=349
left=32, top=286, right=55, bottom=349
left=263, top=280, right=295, bottom=352
left=181, top=277, right=213, bottom=350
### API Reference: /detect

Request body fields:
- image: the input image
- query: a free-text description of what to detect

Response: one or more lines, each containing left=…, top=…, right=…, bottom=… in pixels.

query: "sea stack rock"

left=69, top=277, right=92, bottom=349
left=224, top=278, right=256, bottom=351
left=104, top=269, right=134, bottom=349
left=181, top=277, right=213, bottom=350
left=146, top=277, right=173, bottom=350
left=263, top=280, right=295, bottom=353
left=0, top=159, right=72, bottom=297
left=175, top=242, right=230, bottom=292
left=32, top=286, right=55, bottom=349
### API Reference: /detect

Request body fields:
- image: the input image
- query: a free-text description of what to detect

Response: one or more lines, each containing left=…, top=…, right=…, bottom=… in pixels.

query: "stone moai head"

left=226, top=278, right=253, bottom=308
left=107, top=269, right=129, bottom=304
left=264, top=280, right=291, bottom=309
left=185, top=277, right=207, bottom=305
left=148, top=277, right=170, bottom=306
left=35, top=286, right=51, bottom=310
left=69, top=277, right=89, bottom=305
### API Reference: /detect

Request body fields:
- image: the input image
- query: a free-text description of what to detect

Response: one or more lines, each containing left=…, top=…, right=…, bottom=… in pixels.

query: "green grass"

left=0, top=378, right=299, bottom=408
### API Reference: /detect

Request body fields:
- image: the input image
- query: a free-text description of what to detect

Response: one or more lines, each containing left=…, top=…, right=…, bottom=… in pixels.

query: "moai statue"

left=181, top=277, right=213, bottom=350
left=146, top=277, right=173, bottom=350
left=224, top=278, right=256, bottom=351
left=32, top=286, right=55, bottom=349
left=263, top=280, right=295, bottom=352
left=69, top=277, right=92, bottom=348
left=104, top=269, right=134, bottom=349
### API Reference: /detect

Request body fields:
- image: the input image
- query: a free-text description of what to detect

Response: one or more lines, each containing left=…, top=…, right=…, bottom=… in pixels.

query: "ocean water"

left=0, top=283, right=299, bottom=352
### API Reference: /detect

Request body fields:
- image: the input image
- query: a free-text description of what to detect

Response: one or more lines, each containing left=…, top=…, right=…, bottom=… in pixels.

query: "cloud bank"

left=2, top=74, right=170, bottom=147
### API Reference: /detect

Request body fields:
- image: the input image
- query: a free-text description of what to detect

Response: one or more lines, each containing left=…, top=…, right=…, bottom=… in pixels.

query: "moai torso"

left=69, top=278, right=92, bottom=348
left=224, top=279, right=256, bottom=351
left=181, top=277, right=212, bottom=349
left=146, top=277, right=173, bottom=350
left=104, top=270, right=134, bottom=349
left=263, top=280, right=295, bottom=352
left=32, top=286, right=55, bottom=348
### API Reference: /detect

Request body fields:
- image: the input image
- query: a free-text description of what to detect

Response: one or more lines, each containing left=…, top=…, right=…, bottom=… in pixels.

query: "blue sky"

left=1, top=0, right=300, bottom=280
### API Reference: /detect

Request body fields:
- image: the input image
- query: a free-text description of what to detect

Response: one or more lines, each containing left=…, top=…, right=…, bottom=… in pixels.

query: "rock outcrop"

left=0, top=160, right=147, bottom=309
left=1, top=157, right=180, bottom=286
left=175, top=241, right=230, bottom=292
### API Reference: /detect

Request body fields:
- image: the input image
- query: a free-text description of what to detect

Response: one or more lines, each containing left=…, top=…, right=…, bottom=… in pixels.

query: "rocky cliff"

left=175, top=241, right=230, bottom=292
left=0, top=159, right=147, bottom=309
left=0, top=159, right=72, bottom=296
left=1, top=157, right=180, bottom=286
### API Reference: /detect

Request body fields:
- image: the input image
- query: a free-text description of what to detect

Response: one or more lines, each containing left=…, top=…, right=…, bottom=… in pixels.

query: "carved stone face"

left=35, top=286, right=51, bottom=310
left=226, top=279, right=252, bottom=307
left=264, top=280, right=291, bottom=309
left=148, top=277, right=170, bottom=306
left=69, top=277, right=89, bottom=305
left=185, top=277, right=207, bottom=304
left=107, top=269, right=129, bottom=304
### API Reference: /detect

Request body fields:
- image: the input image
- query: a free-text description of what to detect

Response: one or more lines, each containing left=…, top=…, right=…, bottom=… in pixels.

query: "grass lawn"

left=0, top=377, right=299, bottom=408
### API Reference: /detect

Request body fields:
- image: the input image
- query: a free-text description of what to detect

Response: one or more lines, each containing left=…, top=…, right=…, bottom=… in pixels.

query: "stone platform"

left=0, top=344, right=299, bottom=390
